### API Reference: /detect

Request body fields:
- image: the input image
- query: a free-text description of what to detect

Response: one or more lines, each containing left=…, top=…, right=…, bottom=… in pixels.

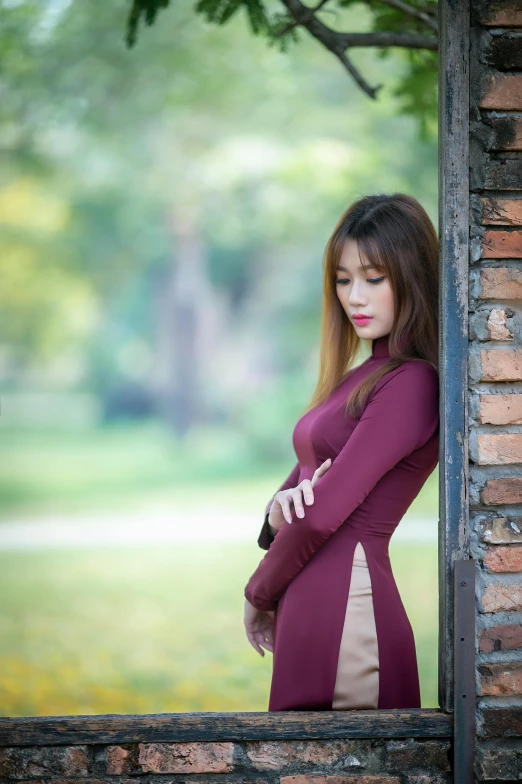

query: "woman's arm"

left=257, top=461, right=301, bottom=550
left=245, top=364, right=439, bottom=611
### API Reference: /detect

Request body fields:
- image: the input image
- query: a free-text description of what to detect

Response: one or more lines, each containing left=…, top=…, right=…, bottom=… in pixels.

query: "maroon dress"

left=244, top=333, right=439, bottom=711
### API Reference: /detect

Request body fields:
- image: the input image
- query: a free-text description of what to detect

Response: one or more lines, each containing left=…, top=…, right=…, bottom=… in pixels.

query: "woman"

left=243, top=192, right=439, bottom=712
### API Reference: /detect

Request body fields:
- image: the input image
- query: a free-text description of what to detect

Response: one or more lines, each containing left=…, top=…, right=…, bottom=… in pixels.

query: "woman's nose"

left=349, top=286, right=367, bottom=306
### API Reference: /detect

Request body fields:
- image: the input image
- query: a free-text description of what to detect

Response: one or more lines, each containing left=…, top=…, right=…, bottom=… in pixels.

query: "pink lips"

left=353, top=315, right=373, bottom=325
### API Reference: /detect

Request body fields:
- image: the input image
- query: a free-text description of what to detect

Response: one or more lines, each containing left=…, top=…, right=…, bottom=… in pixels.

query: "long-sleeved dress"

left=244, top=333, right=440, bottom=712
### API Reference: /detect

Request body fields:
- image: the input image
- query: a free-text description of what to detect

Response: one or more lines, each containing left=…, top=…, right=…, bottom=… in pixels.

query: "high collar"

left=371, top=328, right=412, bottom=359
left=371, top=333, right=391, bottom=359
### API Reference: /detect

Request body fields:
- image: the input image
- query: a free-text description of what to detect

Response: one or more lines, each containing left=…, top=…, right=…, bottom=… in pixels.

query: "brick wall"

left=0, top=712, right=453, bottom=783
left=3, top=3, right=522, bottom=784
left=470, top=1, right=522, bottom=781
left=0, top=738, right=452, bottom=784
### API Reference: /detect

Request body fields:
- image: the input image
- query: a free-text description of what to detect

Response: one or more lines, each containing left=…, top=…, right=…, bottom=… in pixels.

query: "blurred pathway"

left=0, top=509, right=438, bottom=549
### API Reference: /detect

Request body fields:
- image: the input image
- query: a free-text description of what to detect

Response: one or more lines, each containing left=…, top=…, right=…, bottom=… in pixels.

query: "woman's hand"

left=244, top=598, right=275, bottom=656
left=267, top=457, right=332, bottom=533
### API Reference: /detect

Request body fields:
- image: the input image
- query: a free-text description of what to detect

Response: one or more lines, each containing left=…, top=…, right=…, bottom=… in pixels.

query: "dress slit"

left=331, top=541, right=380, bottom=709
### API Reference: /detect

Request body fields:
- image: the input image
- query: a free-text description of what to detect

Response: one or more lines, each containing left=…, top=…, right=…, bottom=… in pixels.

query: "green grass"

left=0, top=540, right=439, bottom=717
left=0, top=424, right=439, bottom=519
left=0, top=426, right=440, bottom=716
left=0, top=423, right=275, bottom=517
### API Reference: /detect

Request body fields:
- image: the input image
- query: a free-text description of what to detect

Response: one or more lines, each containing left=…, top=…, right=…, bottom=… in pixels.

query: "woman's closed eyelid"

left=336, top=276, right=385, bottom=284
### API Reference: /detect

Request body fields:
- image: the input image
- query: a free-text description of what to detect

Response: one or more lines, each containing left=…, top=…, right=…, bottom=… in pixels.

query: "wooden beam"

left=437, top=0, right=471, bottom=715
left=0, top=709, right=452, bottom=746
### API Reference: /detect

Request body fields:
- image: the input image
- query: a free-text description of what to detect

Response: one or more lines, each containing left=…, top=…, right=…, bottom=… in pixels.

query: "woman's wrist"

left=267, top=514, right=280, bottom=536
left=267, top=507, right=279, bottom=536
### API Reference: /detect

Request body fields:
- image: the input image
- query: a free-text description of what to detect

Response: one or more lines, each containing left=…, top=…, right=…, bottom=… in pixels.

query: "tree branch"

left=376, top=0, right=438, bottom=34
left=336, top=50, right=382, bottom=99
left=278, top=0, right=437, bottom=99
left=274, top=0, right=331, bottom=40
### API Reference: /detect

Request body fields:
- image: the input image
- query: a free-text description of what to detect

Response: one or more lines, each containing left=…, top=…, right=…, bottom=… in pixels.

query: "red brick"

left=483, top=544, right=522, bottom=572
left=480, top=74, right=522, bottom=111
left=281, top=778, right=401, bottom=784
left=106, top=745, right=140, bottom=775
left=478, top=267, right=522, bottom=299
left=480, top=349, right=522, bottom=381
left=482, top=197, right=522, bottom=226
left=479, top=661, right=522, bottom=696
left=481, top=477, right=522, bottom=505
left=138, top=742, right=234, bottom=774
left=479, top=623, right=522, bottom=652
left=480, top=706, right=522, bottom=738
left=0, top=747, right=89, bottom=778
left=481, top=581, right=522, bottom=612
left=246, top=740, right=369, bottom=771
left=483, top=159, right=521, bottom=190
left=4, top=781, right=124, bottom=784
left=482, top=229, right=522, bottom=258
left=476, top=746, right=522, bottom=779
left=478, top=3, right=522, bottom=27
left=404, top=778, right=448, bottom=784
left=479, top=517, right=522, bottom=544
left=477, top=434, right=522, bottom=465
left=8, top=781, right=259, bottom=784
left=486, top=308, right=513, bottom=340
left=385, top=740, right=450, bottom=773
left=483, top=117, right=522, bottom=152
left=479, top=395, right=522, bottom=425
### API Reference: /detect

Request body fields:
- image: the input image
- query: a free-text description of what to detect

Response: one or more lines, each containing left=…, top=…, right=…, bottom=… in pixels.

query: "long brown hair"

left=305, top=193, right=439, bottom=419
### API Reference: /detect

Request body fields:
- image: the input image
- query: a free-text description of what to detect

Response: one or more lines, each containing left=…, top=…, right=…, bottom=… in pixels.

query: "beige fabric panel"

left=332, top=541, right=380, bottom=709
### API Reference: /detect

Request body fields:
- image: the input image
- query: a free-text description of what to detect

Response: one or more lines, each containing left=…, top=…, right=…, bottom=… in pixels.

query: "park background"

left=0, top=0, right=439, bottom=716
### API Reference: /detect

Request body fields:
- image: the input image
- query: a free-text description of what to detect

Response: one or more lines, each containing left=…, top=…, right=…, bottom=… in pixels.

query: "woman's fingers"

left=301, top=479, right=314, bottom=505
left=290, top=487, right=305, bottom=518
left=246, top=630, right=265, bottom=655
left=277, top=464, right=330, bottom=525
left=245, top=621, right=275, bottom=656
left=311, top=457, right=332, bottom=487
left=260, top=630, right=274, bottom=653
left=278, top=493, right=293, bottom=524
left=264, top=625, right=274, bottom=648
left=291, top=481, right=313, bottom=518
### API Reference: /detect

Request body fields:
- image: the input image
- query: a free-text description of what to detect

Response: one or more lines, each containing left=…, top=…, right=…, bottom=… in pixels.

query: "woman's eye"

left=335, top=277, right=385, bottom=285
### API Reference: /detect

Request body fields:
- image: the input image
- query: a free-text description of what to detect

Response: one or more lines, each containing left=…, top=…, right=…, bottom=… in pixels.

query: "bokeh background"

left=0, top=0, right=439, bottom=716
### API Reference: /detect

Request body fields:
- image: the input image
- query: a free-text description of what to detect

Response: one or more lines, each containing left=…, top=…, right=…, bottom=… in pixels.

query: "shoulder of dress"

left=398, top=358, right=439, bottom=378
left=373, top=359, right=439, bottom=396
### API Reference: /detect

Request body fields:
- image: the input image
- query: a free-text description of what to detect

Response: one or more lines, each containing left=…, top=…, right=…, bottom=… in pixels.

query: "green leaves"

left=126, top=0, right=171, bottom=47
left=127, top=0, right=270, bottom=47
left=123, top=0, right=437, bottom=134
left=196, top=0, right=245, bottom=26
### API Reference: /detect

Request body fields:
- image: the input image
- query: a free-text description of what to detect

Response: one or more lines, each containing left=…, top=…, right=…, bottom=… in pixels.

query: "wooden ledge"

left=0, top=709, right=453, bottom=746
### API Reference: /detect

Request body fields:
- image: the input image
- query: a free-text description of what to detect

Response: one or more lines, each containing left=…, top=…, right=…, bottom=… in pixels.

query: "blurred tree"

left=0, top=0, right=437, bottom=443
left=126, top=0, right=438, bottom=138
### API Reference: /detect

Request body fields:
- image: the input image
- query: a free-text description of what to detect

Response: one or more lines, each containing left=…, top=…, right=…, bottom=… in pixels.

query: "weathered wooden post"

left=1, top=1, right=521, bottom=782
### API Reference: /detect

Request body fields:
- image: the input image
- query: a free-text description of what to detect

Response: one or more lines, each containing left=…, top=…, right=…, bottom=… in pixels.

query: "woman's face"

left=335, top=237, right=395, bottom=340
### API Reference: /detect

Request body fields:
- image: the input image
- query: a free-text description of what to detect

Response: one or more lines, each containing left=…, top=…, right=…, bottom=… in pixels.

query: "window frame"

left=0, top=0, right=475, bottom=776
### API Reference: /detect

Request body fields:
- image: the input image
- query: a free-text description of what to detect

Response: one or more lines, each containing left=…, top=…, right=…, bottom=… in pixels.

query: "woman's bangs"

left=356, top=231, right=389, bottom=274
left=328, top=229, right=350, bottom=278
